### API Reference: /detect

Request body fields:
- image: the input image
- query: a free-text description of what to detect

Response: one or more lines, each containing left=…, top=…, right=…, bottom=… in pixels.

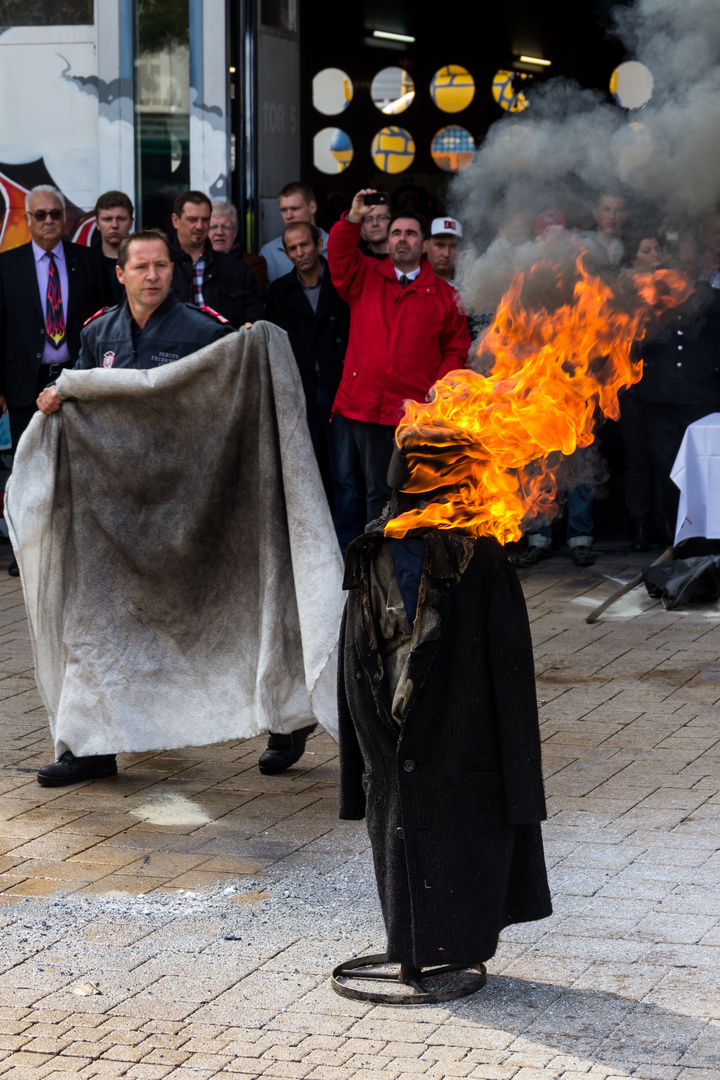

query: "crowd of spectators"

left=1, top=178, right=718, bottom=573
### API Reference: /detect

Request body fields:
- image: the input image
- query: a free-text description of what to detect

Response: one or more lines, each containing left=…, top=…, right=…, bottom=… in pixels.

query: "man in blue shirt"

left=259, top=182, right=329, bottom=284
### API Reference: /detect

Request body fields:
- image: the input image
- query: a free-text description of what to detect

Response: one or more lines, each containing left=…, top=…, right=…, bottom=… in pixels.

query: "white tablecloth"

left=671, top=412, right=720, bottom=544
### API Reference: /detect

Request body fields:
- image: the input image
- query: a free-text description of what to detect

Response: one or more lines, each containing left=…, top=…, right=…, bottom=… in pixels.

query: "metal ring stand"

left=331, top=952, right=487, bottom=1005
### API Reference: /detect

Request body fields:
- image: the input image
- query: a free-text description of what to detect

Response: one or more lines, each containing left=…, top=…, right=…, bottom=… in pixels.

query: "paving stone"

left=0, top=557, right=718, bottom=1078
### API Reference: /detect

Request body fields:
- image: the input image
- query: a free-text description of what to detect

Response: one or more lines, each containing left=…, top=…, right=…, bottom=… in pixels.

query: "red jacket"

left=327, top=215, right=471, bottom=426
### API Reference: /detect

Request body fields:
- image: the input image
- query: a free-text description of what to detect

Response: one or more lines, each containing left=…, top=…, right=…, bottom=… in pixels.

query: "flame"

left=385, top=252, right=692, bottom=544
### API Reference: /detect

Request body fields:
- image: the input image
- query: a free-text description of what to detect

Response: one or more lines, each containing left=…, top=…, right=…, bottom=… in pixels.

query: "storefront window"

left=134, top=0, right=190, bottom=229
left=261, top=0, right=296, bottom=33
left=0, top=0, right=93, bottom=24
left=431, top=126, right=475, bottom=172
left=313, top=128, right=353, bottom=173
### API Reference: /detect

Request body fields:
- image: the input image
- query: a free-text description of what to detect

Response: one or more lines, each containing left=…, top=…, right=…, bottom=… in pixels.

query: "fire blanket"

left=5, top=323, right=344, bottom=756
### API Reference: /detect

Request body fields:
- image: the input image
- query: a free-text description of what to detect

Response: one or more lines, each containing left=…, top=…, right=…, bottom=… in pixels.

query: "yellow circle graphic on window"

left=371, top=126, right=415, bottom=174
left=492, top=69, right=529, bottom=113
left=430, top=65, right=475, bottom=113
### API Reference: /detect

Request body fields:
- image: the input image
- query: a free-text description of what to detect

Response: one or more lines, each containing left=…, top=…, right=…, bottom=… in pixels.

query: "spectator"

left=426, top=216, right=461, bottom=284
left=633, top=242, right=720, bottom=542
left=209, top=199, right=268, bottom=296
left=590, top=190, right=628, bottom=267
left=261, top=220, right=360, bottom=776
left=698, top=213, right=720, bottom=287
left=328, top=189, right=471, bottom=523
left=358, top=204, right=391, bottom=260
left=514, top=209, right=596, bottom=569
left=93, top=190, right=134, bottom=306
left=170, top=191, right=264, bottom=327
left=0, top=184, right=101, bottom=575
left=265, top=221, right=359, bottom=552
left=259, top=182, right=329, bottom=283
left=618, top=228, right=664, bottom=551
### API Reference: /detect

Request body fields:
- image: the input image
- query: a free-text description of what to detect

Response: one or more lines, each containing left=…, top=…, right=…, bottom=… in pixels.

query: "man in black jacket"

left=92, top=190, right=134, bottom=306
left=266, top=221, right=359, bottom=550
left=0, top=184, right=101, bottom=574
left=261, top=221, right=360, bottom=776
left=170, top=191, right=264, bottom=327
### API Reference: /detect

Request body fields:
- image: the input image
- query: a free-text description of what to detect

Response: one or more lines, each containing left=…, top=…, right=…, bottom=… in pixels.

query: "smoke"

left=452, top=0, right=720, bottom=315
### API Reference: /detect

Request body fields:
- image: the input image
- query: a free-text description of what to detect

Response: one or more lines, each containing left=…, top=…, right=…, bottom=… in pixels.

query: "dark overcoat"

left=265, top=257, right=350, bottom=415
left=338, top=528, right=552, bottom=968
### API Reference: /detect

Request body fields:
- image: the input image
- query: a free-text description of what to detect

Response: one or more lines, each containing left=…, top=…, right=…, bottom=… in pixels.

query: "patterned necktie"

left=399, top=274, right=409, bottom=288
left=46, top=252, right=66, bottom=349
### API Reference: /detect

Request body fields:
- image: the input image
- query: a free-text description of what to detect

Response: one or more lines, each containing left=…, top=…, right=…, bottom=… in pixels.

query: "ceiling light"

left=373, top=30, right=415, bottom=43
left=519, top=55, right=551, bottom=66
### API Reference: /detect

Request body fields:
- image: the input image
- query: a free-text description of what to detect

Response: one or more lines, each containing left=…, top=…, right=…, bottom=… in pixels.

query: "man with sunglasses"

left=0, top=185, right=100, bottom=572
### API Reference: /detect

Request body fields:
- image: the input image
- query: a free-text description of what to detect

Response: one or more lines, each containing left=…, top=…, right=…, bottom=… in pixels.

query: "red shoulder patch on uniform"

left=200, top=305, right=230, bottom=324
left=83, top=307, right=107, bottom=327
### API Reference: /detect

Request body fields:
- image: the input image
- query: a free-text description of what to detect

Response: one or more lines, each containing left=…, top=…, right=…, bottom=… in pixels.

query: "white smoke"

left=453, top=0, right=720, bottom=314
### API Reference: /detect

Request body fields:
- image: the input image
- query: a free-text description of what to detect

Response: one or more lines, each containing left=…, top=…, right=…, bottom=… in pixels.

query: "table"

left=671, top=412, right=720, bottom=545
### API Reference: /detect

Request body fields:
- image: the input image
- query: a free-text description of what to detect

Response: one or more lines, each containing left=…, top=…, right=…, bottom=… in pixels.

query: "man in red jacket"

left=327, top=189, right=471, bottom=524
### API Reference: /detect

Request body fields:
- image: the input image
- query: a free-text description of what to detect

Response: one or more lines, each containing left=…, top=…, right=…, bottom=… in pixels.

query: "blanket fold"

left=5, top=322, right=344, bottom=755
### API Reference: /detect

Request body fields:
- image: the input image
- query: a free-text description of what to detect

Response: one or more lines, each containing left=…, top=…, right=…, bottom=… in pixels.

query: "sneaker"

left=514, top=546, right=551, bottom=568
left=571, top=545, right=596, bottom=567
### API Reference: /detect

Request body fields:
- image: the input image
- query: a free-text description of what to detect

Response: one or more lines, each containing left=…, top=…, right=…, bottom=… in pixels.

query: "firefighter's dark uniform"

left=77, top=292, right=234, bottom=371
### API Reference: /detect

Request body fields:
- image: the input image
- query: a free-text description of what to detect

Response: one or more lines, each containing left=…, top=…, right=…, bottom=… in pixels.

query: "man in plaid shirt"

left=170, top=191, right=264, bottom=327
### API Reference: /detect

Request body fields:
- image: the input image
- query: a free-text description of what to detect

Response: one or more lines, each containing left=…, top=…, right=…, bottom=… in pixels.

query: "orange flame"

left=385, top=252, right=692, bottom=545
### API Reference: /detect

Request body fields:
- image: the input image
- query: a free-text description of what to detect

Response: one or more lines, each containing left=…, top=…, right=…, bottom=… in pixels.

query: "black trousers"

left=618, top=392, right=652, bottom=523
left=8, top=363, right=72, bottom=451
left=641, top=402, right=715, bottom=537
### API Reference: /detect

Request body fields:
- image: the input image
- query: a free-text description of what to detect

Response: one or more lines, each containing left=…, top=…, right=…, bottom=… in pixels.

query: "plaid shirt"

left=192, top=256, right=205, bottom=305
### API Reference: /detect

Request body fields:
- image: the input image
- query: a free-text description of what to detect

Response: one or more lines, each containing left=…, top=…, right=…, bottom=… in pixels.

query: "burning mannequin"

left=337, top=444, right=552, bottom=975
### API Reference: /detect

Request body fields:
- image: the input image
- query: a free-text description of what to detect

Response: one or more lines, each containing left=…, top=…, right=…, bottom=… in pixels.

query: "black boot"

left=258, top=724, right=317, bottom=774
left=37, top=750, right=118, bottom=787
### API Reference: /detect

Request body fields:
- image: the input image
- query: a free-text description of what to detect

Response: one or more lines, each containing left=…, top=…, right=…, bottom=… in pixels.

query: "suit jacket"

left=265, top=259, right=350, bottom=413
left=0, top=239, right=102, bottom=406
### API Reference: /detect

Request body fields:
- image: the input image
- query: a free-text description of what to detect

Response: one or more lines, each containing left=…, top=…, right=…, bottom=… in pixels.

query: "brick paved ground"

left=0, top=543, right=718, bottom=1079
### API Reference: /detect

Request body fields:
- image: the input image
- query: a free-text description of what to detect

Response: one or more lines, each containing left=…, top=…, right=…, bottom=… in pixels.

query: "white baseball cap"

left=431, top=217, right=463, bottom=238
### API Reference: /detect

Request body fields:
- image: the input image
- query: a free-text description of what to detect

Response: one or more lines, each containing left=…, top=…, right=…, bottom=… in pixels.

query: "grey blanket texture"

left=5, top=323, right=344, bottom=756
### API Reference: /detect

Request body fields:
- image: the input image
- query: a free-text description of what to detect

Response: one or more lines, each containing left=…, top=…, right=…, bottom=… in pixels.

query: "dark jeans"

left=344, top=417, right=396, bottom=526
left=529, top=482, right=594, bottom=547
left=307, top=385, right=362, bottom=551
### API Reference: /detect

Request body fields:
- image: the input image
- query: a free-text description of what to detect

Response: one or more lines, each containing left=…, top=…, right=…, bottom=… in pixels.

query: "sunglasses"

left=28, top=209, right=63, bottom=221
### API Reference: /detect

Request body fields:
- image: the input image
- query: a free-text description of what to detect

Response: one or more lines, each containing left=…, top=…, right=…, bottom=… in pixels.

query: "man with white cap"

left=427, top=216, right=462, bottom=285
